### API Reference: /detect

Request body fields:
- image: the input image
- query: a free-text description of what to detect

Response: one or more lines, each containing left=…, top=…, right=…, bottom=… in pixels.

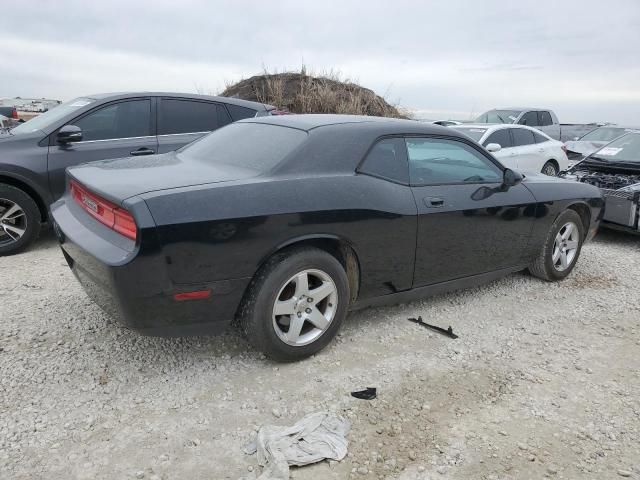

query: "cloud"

left=2, top=0, right=640, bottom=123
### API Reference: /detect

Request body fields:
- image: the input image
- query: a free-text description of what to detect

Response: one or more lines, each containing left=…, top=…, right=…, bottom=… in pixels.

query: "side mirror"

left=503, top=168, right=524, bottom=187
left=486, top=143, right=502, bottom=153
left=57, top=125, right=83, bottom=144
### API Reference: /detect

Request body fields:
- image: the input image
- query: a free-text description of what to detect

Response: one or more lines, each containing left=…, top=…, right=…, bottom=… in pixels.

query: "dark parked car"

left=0, top=92, right=279, bottom=255
left=562, top=132, right=640, bottom=234
left=51, top=115, right=604, bottom=361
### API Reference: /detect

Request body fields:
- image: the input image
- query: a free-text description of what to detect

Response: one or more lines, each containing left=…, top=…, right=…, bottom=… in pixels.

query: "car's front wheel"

left=541, top=160, right=559, bottom=176
left=0, top=184, right=41, bottom=256
left=528, top=209, right=584, bottom=281
left=238, top=247, right=350, bottom=361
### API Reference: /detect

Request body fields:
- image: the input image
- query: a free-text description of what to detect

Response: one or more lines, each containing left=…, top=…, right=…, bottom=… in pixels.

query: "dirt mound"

left=222, top=70, right=407, bottom=118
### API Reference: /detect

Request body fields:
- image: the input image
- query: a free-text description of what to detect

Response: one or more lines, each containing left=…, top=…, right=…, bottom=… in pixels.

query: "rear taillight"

left=70, top=180, right=137, bottom=241
left=11, top=109, right=18, bottom=119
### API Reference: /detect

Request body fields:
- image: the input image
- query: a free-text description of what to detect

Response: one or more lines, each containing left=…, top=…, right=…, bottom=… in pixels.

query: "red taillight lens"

left=11, top=109, right=18, bottom=119
left=70, top=180, right=137, bottom=241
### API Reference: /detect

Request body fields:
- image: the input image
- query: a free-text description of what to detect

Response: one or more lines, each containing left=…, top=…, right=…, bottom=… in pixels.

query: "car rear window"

left=179, top=122, right=307, bottom=172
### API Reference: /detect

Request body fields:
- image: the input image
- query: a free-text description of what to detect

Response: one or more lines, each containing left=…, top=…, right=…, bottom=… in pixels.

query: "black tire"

left=0, top=184, right=41, bottom=256
left=238, top=247, right=350, bottom=362
left=541, top=160, right=558, bottom=176
left=528, top=209, right=584, bottom=281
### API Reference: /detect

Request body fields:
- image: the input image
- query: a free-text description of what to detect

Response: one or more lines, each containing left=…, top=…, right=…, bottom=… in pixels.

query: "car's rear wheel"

left=0, top=184, right=41, bottom=256
left=528, top=209, right=584, bottom=281
left=238, top=247, right=349, bottom=361
left=541, top=160, right=558, bottom=176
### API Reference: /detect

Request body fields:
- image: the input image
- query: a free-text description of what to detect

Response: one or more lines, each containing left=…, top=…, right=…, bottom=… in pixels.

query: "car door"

left=510, top=128, right=541, bottom=172
left=518, top=111, right=539, bottom=129
left=407, top=136, right=536, bottom=287
left=47, top=98, right=156, bottom=200
left=156, top=98, right=233, bottom=153
left=537, top=110, right=560, bottom=140
left=482, top=128, right=517, bottom=168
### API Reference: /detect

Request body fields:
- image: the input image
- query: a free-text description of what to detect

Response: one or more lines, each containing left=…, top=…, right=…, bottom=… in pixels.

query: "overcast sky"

left=2, top=1, right=640, bottom=123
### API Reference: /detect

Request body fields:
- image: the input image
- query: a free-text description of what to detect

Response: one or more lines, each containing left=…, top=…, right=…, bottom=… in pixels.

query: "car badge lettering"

left=82, top=194, right=98, bottom=213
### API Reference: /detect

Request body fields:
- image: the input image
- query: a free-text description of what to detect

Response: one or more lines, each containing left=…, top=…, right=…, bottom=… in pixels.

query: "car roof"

left=239, top=113, right=467, bottom=137
left=81, top=92, right=271, bottom=110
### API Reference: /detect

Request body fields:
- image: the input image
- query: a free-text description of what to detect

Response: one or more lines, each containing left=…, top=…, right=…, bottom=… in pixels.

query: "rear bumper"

left=51, top=198, right=250, bottom=336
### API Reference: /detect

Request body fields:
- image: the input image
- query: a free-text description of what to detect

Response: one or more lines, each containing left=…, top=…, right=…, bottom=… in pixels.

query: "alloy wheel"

left=552, top=222, right=579, bottom=272
left=0, top=198, right=27, bottom=246
left=272, top=269, right=338, bottom=346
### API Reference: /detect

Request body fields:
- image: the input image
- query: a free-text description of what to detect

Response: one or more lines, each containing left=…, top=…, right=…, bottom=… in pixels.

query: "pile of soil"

left=222, top=72, right=406, bottom=118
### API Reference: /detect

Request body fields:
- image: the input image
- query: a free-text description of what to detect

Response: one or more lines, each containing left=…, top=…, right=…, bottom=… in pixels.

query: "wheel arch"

left=257, top=234, right=361, bottom=303
left=0, top=174, right=49, bottom=223
left=566, top=201, right=591, bottom=238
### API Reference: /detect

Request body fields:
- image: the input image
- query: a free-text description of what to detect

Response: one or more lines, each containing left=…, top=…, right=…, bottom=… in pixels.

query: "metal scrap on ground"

left=408, top=316, right=459, bottom=339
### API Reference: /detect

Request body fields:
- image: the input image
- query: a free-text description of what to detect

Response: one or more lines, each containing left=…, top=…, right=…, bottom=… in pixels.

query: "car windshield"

left=179, top=122, right=308, bottom=171
left=475, top=110, right=521, bottom=124
left=452, top=127, right=487, bottom=142
left=10, top=97, right=96, bottom=135
left=590, top=133, right=640, bottom=163
left=579, top=127, right=627, bottom=142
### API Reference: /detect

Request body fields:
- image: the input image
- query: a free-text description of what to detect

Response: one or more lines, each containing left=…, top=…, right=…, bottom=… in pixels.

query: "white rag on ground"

left=244, top=411, right=350, bottom=480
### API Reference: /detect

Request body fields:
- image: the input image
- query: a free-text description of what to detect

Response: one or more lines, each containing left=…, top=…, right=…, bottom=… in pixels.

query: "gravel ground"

left=1, top=230, right=639, bottom=480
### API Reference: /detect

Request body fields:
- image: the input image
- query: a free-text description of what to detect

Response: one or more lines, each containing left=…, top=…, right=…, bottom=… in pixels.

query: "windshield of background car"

left=579, top=127, right=627, bottom=142
left=452, top=127, right=487, bottom=142
left=475, top=110, right=521, bottom=124
left=179, top=122, right=308, bottom=171
left=591, top=133, right=640, bottom=163
left=10, top=98, right=96, bottom=134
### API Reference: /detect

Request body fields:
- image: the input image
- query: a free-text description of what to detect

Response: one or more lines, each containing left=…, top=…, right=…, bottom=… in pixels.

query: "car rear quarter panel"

left=141, top=173, right=418, bottom=300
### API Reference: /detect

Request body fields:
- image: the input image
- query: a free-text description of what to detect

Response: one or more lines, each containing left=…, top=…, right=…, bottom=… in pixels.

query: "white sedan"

left=452, top=124, right=569, bottom=176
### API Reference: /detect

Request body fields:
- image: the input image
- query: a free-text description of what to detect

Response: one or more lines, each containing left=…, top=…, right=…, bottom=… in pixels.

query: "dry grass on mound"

left=221, top=67, right=409, bottom=118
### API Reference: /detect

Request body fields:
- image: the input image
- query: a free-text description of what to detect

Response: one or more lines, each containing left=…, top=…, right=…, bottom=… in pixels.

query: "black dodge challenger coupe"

left=51, top=115, right=604, bottom=361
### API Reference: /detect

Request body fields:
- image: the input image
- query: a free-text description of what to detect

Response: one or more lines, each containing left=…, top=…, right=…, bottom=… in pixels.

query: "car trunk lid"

left=67, top=151, right=259, bottom=205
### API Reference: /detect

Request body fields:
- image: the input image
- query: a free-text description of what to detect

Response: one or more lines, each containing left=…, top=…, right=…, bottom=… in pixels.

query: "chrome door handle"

left=130, top=147, right=155, bottom=156
left=423, top=197, right=444, bottom=208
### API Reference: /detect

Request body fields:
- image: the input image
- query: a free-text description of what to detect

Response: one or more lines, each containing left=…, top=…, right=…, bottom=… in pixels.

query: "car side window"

left=406, top=137, right=502, bottom=185
left=159, top=99, right=225, bottom=135
left=483, top=129, right=512, bottom=149
left=533, top=131, right=549, bottom=143
left=519, top=111, right=539, bottom=126
left=538, top=111, right=553, bottom=126
left=226, top=104, right=258, bottom=121
left=511, top=128, right=536, bottom=146
left=358, top=138, right=409, bottom=184
left=74, top=100, right=151, bottom=141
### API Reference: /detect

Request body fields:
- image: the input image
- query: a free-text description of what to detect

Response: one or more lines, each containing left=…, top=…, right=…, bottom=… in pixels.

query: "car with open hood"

left=562, top=131, right=640, bottom=235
